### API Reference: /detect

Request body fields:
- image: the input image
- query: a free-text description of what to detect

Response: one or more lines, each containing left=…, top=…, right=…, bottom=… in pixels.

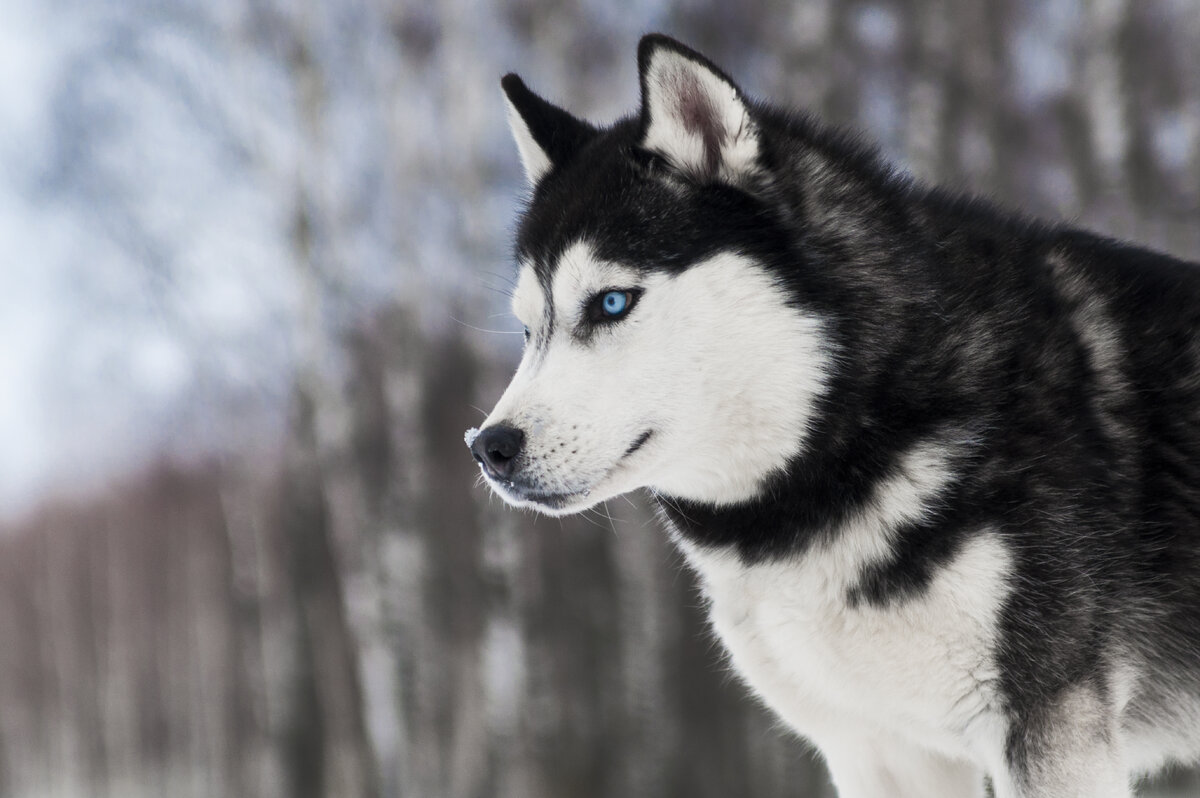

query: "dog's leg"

left=818, top=734, right=985, bottom=798
left=988, top=684, right=1132, bottom=798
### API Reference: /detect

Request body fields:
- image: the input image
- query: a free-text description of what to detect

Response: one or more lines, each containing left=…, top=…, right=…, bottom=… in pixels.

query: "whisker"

left=576, top=509, right=608, bottom=530
left=482, top=269, right=518, bottom=289
left=481, top=284, right=516, bottom=299
left=596, top=501, right=623, bottom=537
left=449, top=314, right=525, bottom=335
left=655, top=492, right=698, bottom=526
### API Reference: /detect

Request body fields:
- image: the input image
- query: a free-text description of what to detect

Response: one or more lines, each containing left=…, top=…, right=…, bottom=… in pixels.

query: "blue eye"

left=602, top=290, right=629, bottom=316
left=587, top=288, right=640, bottom=324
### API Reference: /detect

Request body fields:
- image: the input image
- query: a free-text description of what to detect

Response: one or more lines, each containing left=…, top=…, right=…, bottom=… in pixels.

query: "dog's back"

left=1038, top=230, right=1200, bottom=769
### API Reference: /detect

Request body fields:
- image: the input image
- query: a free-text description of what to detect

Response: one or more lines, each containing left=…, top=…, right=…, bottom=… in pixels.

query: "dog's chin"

left=508, top=492, right=599, bottom=517
left=486, top=483, right=602, bottom=517
left=484, top=474, right=632, bottom=517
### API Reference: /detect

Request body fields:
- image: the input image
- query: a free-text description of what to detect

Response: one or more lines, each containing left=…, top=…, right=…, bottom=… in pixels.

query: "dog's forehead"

left=513, top=241, right=642, bottom=326
left=511, top=119, right=783, bottom=309
left=514, top=122, right=738, bottom=275
left=550, top=241, right=641, bottom=304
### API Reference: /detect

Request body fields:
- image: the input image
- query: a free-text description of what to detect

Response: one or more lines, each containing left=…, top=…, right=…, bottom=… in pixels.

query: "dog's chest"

left=677, top=534, right=1011, bottom=750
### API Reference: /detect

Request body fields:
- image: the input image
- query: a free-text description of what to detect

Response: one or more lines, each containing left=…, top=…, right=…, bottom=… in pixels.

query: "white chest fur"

left=677, top=530, right=1012, bottom=760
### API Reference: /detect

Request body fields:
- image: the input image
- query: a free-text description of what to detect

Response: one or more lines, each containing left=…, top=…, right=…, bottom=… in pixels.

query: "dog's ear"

left=637, top=34, right=759, bottom=182
left=501, top=74, right=596, bottom=185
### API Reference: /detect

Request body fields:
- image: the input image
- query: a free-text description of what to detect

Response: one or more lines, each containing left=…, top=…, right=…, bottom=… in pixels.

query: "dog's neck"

left=652, top=421, right=980, bottom=568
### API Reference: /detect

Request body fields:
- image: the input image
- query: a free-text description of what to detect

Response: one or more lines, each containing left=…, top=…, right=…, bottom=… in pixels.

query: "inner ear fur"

left=636, top=34, right=760, bottom=182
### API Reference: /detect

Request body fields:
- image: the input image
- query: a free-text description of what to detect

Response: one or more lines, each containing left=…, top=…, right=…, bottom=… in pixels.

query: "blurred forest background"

left=1, top=0, right=1199, bottom=796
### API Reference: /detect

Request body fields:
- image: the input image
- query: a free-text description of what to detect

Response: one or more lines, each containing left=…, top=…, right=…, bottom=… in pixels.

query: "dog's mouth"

left=483, top=478, right=598, bottom=516
left=506, top=485, right=593, bottom=511
left=622, top=430, right=653, bottom=458
left=481, top=429, right=654, bottom=515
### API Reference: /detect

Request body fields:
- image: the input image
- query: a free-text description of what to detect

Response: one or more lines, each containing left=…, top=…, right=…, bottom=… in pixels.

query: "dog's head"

left=468, top=35, right=832, bottom=516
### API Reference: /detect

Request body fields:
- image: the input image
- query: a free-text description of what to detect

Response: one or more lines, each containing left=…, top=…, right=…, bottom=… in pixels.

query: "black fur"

left=498, top=34, right=1200, bottom=791
left=501, top=73, right=597, bottom=171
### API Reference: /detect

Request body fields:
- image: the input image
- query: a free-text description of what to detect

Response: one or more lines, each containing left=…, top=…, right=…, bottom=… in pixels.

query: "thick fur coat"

left=468, top=34, right=1200, bottom=797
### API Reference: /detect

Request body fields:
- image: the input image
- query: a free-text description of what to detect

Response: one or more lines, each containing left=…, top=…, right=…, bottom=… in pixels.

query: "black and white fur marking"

left=468, top=34, right=1200, bottom=797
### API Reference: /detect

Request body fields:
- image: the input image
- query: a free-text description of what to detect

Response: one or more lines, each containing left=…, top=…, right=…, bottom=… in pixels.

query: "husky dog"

left=466, top=34, right=1200, bottom=797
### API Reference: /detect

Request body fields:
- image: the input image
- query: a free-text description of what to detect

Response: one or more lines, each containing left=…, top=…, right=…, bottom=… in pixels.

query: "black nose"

left=470, top=424, right=525, bottom=480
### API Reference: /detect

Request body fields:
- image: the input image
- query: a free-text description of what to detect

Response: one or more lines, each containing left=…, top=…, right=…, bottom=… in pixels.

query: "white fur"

left=818, top=735, right=984, bottom=798
left=503, top=92, right=552, bottom=185
left=674, top=440, right=1014, bottom=795
left=989, top=684, right=1131, bottom=798
left=640, top=47, right=760, bottom=181
left=511, top=260, right=544, bottom=329
left=1123, top=688, right=1200, bottom=778
left=481, top=240, right=830, bottom=513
